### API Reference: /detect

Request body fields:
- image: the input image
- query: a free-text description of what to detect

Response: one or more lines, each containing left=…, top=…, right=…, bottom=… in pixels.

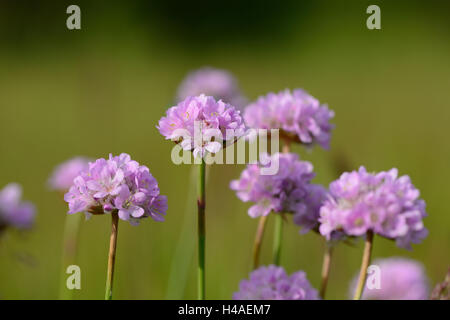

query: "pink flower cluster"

left=64, top=153, right=167, bottom=225
left=233, top=265, right=319, bottom=300
left=157, top=94, right=245, bottom=158
left=230, top=153, right=325, bottom=232
left=244, top=89, right=334, bottom=149
left=319, top=167, right=428, bottom=249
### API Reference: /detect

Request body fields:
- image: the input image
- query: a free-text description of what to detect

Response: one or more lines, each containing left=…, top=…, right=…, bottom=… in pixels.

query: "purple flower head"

left=0, top=183, right=35, bottom=232
left=177, top=67, right=247, bottom=110
left=349, top=257, right=429, bottom=300
left=64, top=153, right=167, bottom=225
left=157, top=94, right=246, bottom=158
left=48, top=157, right=91, bottom=191
left=233, top=265, right=319, bottom=300
left=230, top=153, right=321, bottom=224
left=293, top=184, right=328, bottom=234
left=319, top=167, right=428, bottom=249
left=244, top=89, right=334, bottom=149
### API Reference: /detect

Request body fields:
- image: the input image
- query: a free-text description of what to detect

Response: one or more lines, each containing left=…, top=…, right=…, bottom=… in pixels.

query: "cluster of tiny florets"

left=244, top=89, right=334, bottom=149
left=230, top=153, right=324, bottom=231
left=233, top=265, right=319, bottom=300
left=64, top=153, right=167, bottom=225
left=157, top=94, right=245, bottom=158
left=319, top=167, right=428, bottom=249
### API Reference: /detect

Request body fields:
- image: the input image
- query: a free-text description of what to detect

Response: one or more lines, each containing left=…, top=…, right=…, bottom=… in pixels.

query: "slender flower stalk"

left=252, top=215, right=268, bottom=269
left=271, top=140, right=289, bottom=266
left=59, top=213, right=83, bottom=300
left=197, top=159, right=206, bottom=300
left=105, top=210, right=119, bottom=300
left=250, top=135, right=290, bottom=270
left=353, top=230, right=374, bottom=300
left=231, top=152, right=318, bottom=270
left=282, top=139, right=291, bottom=154
left=272, top=213, right=284, bottom=265
left=319, top=244, right=333, bottom=299
left=49, top=157, right=91, bottom=300
left=166, top=166, right=211, bottom=299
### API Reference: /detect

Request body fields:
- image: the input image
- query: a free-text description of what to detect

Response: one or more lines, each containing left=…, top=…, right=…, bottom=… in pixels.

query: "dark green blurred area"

left=0, top=0, right=449, bottom=299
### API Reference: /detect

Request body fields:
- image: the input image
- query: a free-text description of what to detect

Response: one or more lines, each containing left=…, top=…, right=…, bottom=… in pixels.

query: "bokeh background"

left=0, top=0, right=449, bottom=299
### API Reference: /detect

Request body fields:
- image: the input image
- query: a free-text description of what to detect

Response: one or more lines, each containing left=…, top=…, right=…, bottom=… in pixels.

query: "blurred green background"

left=0, top=0, right=449, bottom=299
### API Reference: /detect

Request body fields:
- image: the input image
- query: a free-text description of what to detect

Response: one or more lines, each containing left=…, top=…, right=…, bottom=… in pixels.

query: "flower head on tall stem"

left=177, top=67, right=247, bottom=110
left=158, top=95, right=244, bottom=299
left=157, top=94, right=245, bottom=158
left=230, top=152, right=319, bottom=219
left=233, top=265, right=320, bottom=300
left=349, top=257, right=430, bottom=300
left=64, top=153, right=167, bottom=225
left=0, top=183, right=35, bottom=233
left=319, top=166, right=428, bottom=249
left=231, top=152, right=324, bottom=268
left=64, top=153, right=166, bottom=300
left=244, top=89, right=334, bottom=149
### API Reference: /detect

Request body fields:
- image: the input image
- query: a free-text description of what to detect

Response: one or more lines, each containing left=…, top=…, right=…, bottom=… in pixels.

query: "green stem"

left=353, top=230, right=374, bottom=300
left=105, top=210, right=119, bottom=300
left=197, top=159, right=206, bottom=300
left=252, top=215, right=268, bottom=270
left=59, top=213, right=83, bottom=300
left=272, top=213, right=283, bottom=265
left=319, top=244, right=333, bottom=299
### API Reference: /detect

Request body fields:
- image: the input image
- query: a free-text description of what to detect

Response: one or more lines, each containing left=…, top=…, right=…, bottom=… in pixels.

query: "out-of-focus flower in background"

left=233, top=264, right=320, bottom=300
left=0, top=183, right=35, bottom=233
left=244, top=89, right=334, bottom=149
left=349, top=257, right=429, bottom=300
left=64, top=153, right=167, bottom=225
left=319, top=167, right=428, bottom=249
left=48, top=157, right=91, bottom=192
left=157, top=94, right=245, bottom=158
left=177, top=67, right=247, bottom=110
